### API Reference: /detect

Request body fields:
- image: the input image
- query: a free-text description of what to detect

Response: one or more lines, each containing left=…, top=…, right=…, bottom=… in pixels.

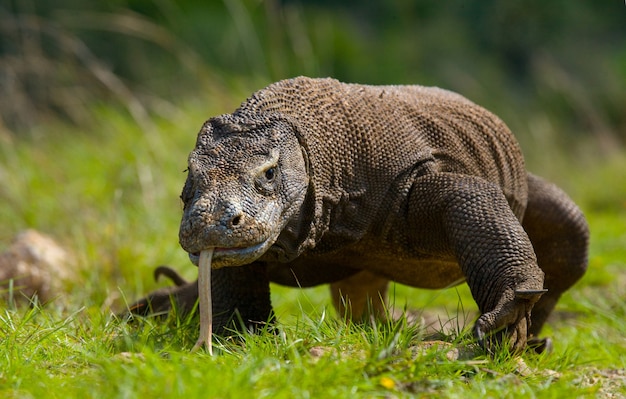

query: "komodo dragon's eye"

left=254, top=149, right=279, bottom=194
left=255, top=164, right=279, bottom=195
left=264, top=167, right=276, bottom=182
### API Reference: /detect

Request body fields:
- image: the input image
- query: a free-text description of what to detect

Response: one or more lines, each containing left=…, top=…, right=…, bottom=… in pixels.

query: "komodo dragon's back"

left=238, top=77, right=528, bottom=218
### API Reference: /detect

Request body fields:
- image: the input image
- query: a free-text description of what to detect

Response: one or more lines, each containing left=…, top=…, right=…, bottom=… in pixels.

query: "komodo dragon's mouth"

left=188, top=239, right=271, bottom=267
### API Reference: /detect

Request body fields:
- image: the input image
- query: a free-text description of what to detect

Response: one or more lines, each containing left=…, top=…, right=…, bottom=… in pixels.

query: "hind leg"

left=330, top=271, right=390, bottom=321
left=523, top=173, right=589, bottom=336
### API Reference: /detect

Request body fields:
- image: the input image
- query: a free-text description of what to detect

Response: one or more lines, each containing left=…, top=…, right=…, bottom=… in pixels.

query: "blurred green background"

left=2, top=0, right=624, bottom=153
left=0, top=0, right=625, bottom=305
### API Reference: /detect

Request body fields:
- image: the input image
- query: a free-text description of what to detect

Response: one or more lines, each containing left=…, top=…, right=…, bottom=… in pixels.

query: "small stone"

left=0, top=230, right=75, bottom=305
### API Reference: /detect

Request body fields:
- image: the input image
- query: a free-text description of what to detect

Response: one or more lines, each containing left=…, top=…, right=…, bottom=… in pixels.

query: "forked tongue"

left=192, top=248, right=214, bottom=354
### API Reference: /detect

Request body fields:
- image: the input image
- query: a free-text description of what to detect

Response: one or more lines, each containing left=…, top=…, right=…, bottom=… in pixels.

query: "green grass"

left=1, top=98, right=625, bottom=398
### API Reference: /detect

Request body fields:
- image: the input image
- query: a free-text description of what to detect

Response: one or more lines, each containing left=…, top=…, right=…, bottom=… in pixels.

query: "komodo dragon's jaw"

left=187, top=240, right=275, bottom=268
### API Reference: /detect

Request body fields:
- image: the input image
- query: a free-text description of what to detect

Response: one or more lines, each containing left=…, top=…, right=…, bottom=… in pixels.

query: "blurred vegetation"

left=1, top=0, right=625, bottom=160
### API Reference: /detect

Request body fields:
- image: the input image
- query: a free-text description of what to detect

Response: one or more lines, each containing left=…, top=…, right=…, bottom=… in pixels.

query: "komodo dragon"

left=129, top=76, right=589, bottom=352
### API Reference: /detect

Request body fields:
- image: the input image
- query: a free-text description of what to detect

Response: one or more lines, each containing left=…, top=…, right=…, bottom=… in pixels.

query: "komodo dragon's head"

left=179, top=113, right=309, bottom=269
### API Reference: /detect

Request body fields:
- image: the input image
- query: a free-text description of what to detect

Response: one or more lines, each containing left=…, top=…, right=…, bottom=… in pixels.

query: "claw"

left=473, top=322, right=486, bottom=350
left=473, top=289, right=546, bottom=354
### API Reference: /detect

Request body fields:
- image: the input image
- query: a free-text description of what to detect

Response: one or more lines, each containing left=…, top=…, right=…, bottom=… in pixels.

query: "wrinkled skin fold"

left=127, top=77, right=589, bottom=353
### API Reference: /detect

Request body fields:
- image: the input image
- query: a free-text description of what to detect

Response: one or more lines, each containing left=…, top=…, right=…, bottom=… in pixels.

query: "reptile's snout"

left=180, top=198, right=249, bottom=250
left=179, top=193, right=279, bottom=269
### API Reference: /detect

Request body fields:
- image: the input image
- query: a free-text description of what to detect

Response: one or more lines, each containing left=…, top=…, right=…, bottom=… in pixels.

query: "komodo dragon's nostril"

left=222, top=200, right=244, bottom=229
left=231, top=214, right=242, bottom=226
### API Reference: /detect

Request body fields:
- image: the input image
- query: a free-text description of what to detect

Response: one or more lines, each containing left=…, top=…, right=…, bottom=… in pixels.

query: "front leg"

left=408, top=173, right=545, bottom=352
left=128, top=262, right=274, bottom=336
left=209, top=262, right=275, bottom=335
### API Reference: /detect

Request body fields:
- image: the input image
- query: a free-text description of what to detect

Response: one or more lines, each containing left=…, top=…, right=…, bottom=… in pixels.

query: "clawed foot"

left=473, top=289, right=548, bottom=354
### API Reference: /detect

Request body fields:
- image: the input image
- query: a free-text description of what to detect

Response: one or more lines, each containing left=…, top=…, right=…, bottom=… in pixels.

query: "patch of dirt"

left=574, top=368, right=626, bottom=398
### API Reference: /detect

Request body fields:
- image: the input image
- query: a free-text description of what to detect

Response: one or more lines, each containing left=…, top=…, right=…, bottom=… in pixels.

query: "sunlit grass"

left=1, top=289, right=622, bottom=398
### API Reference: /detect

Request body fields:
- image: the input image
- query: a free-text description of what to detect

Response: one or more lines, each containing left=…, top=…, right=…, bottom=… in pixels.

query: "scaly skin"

left=128, top=77, right=589, bottom=352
